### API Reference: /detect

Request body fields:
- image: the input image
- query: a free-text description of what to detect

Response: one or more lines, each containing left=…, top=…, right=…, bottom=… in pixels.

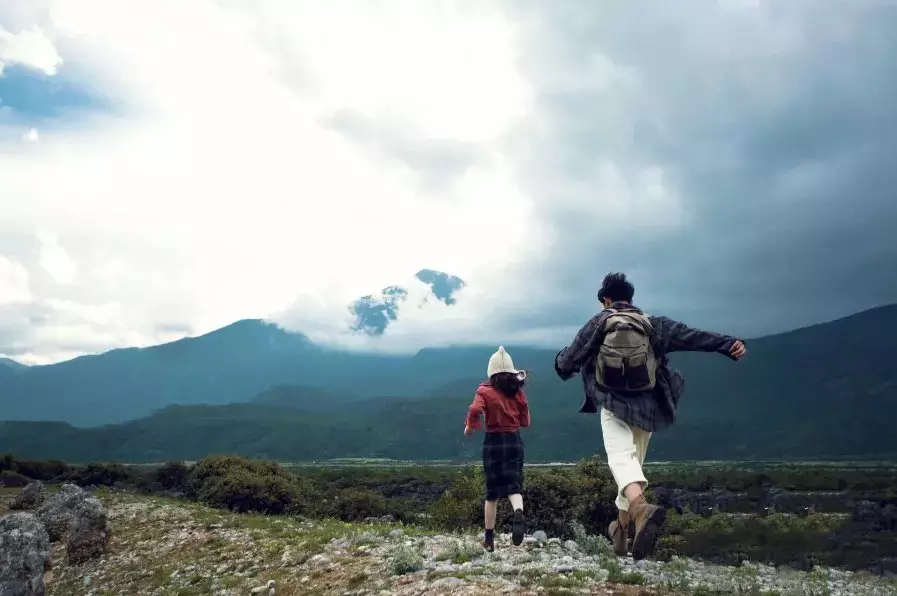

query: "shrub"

left=429, top=466, right=484, bottom=531
left=135, top=461, right=191, bottom=494
left=69, top=462, right=134, bottom=486
left=326, top=487, right=403, bottom=522
left=0, top=470, right=30, bottom=487
left=188, top=455, right=301, bottom=514
left=390, top=544, right=423, bottom=575
left=571, top=521, right=614, bottom=557
left=13, top=458, right=72, bottom=481
left=156, top=461, right=190, bottom=491
left=433, top=539, right=483, bottom=564
left=518, top=468, right=583, bottom=538
left=571, top=456, right=619, bottom=537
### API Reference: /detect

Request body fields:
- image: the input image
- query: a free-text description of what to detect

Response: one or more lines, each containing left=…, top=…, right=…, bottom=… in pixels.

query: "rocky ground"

left=2, top=488, right=896, bottom=595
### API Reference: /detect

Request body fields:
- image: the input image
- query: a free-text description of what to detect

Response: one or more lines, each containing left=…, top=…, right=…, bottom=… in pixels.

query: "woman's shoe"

left=511, top=509, right=525, bottom=546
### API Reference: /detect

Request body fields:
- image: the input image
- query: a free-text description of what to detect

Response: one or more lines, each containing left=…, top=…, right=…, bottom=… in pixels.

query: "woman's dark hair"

left=597, top=272, right=635, bottom=303
left=489, top=371, right=528, bottom=398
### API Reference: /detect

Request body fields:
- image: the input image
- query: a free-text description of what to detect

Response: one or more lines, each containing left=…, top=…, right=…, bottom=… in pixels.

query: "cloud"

left=0, top=256, right=31, bottom=304
left=0, top=26, right=62, bottom=76
left=2, top=0, right=897, bottom=363
left=0, top=0, right=536, bottom=361
left=499, top=0, right=897, bottom=336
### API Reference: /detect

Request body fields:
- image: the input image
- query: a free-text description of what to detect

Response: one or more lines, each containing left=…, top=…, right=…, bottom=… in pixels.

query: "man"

left=554, top=272, right=747, bottom=561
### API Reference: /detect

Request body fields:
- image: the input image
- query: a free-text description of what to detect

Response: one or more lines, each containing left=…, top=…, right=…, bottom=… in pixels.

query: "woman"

left=464, top=346, right=531, bottom=551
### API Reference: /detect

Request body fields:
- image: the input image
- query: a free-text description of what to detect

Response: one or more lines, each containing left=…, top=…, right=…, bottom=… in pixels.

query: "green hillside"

left=1, top=305, right=896, bottom=461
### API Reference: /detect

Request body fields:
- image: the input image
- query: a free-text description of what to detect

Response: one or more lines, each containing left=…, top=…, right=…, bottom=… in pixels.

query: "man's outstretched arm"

left=554, top=315, right=604, bottom=380
left=656, top=316, right=747, bottom=360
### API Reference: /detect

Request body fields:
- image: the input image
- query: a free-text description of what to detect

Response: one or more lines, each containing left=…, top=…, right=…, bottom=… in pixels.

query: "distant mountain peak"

left=0, top=357, right=27, bottom=371
left=350, top=270, right=466, bottom=336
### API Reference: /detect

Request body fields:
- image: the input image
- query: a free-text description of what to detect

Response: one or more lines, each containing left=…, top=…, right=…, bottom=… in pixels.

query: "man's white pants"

left=600, top=407, right=652, bottom=512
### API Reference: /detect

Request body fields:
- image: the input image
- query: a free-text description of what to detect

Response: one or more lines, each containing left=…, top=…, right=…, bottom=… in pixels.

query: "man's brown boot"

left=607, top=511, right=630, bottom=556
left=628, top=495, right=666, bottom=561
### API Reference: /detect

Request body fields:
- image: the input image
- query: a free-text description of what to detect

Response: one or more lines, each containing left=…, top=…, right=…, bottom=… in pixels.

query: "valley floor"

left=3, top=489, right=896, bottom=596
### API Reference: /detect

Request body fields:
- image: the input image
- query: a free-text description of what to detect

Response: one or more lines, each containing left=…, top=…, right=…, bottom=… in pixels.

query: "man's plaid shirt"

left=554, top=302, right=741, bottom=432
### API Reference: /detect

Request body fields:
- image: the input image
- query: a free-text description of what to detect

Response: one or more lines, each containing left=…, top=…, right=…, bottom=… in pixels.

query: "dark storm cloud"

left=504, top=0, right=897, bottom=338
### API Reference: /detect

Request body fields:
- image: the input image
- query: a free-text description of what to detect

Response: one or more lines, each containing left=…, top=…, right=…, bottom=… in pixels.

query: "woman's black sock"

left=484, top=529, right=495, bottom=542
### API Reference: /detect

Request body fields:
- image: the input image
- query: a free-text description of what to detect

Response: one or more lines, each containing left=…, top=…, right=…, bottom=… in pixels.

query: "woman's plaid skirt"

left=482, top=431, right=525, bottom=500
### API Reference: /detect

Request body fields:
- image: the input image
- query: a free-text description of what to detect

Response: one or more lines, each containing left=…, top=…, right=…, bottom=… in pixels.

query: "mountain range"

left=1, top=300, right=896, bottom=463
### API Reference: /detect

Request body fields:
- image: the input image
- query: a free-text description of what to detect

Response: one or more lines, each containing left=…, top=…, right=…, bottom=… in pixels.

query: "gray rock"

left=532, top=530, right=548, bottom=544
left=66, top=498, right=109, bottom=564
left=389, top=529, right=404, bottom=539
left=36, top=484, right=87, bottom=542
left=556, top=564, right=574, bottom=573
left=0, top=512, right=52, bottom=596
left=9, top=483, right=45, bottom=512
left=433, top=577, right=464, bottom=588
left=564, top=540, right=578, bottom=552
left=500, top=564, right=517, bottom=575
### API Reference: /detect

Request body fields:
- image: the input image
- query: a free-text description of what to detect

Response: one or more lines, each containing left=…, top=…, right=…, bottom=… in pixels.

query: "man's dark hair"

left=489, top=372, right=527, bottom=398
left=597, top=272, right=635, bottom=303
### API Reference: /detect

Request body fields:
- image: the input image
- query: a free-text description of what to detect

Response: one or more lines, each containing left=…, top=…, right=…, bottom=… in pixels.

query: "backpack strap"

left=604, top=308, right=654, bottom=337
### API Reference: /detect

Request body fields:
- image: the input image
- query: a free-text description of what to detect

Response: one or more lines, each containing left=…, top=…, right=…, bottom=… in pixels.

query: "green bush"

left=12, top=458, right=72, bottom=481
left=571, top=455, right=619, bottom=537
left=428, top=466, right=484, bottom=531
left=188, top=455, right=302, bottom=514
left=156, top=461, right=190, bottom=491
left=0, top=470, right=30, bottom=487
left=325, top=487, right=405, bottom=522
left=518, top=468, right=583, bottom=538
left=390, top=544, right=423, bottom=575
left=135, top=461, right=191, bottom=494
left=69, top=462, right=134, bottom=486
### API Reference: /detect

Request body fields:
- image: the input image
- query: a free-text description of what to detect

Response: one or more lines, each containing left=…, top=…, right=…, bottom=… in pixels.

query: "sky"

left=2, top=0, right=896, bottom=364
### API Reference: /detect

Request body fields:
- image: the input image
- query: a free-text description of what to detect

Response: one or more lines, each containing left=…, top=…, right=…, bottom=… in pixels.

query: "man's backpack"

left=594, top=308, right=657, bottom=393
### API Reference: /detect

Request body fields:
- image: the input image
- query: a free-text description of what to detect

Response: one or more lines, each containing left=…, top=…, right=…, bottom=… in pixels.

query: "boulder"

left=36, top=484, right=87, bottom=542
left=65, top=497, right=109, bottom=565
left=0, top=512, right=52, bottom=596
left=9, top=483, right=45, bottom=512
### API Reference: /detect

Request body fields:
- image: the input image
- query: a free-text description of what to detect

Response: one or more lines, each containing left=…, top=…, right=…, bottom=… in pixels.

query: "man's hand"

left=464, top=425, right=473, bottom=436
left=729, top=340, right=747, bottom=360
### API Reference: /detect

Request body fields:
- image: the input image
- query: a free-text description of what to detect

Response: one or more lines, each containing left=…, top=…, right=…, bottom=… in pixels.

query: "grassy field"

left=4, top=486, right=897, bottom=595
left=4, top=454, right=897, bottom=590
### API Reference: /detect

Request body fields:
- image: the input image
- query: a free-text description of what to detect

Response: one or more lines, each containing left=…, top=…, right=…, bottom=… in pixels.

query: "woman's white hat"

left=487, top=346, right=525, bottom=379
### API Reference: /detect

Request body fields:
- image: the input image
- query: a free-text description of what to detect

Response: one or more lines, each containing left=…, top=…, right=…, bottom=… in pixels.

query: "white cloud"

left=22, top=128, right=39, bottom=142
left=0, top=256, right=31, bottom=304
left=2, top=0, right=802, bottom=363
left=0, top=0, right=545, bottom=362
left=37, top=229, right=77, bottom=284
left=0, top=25, right=62, bottom=75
